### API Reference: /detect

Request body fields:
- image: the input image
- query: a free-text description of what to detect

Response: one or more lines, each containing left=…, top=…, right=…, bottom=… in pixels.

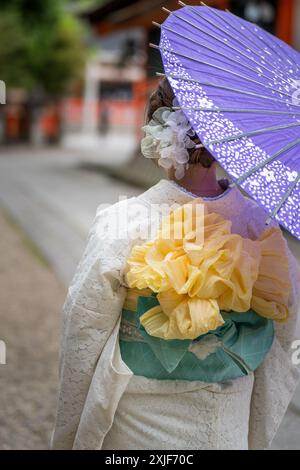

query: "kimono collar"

left=139, top=178, right=248, bottom=223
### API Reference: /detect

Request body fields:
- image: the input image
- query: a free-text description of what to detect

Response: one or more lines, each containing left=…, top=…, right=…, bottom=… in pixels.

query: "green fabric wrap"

left=119, top=295, right=274, bottom=383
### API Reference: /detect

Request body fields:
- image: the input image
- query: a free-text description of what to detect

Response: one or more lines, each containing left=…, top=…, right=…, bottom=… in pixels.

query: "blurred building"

left=62, top=0, right=297, bottom=152
left=63, top=0, right=228, bottom=149
left=230, top=0, right=295, bottom=44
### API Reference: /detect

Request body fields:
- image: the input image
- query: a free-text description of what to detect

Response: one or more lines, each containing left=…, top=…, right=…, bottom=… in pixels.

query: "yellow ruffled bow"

left=126, top=201, right=291, bottom=340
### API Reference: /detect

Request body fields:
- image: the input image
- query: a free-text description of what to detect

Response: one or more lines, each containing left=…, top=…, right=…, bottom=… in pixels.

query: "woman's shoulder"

left=239, top=193, right=278, bottom=240
left=94, top=180, right=169, bottom=225
left=92, top=180, right=179, bottom=241
left=241, top=194, right=300, bottom=302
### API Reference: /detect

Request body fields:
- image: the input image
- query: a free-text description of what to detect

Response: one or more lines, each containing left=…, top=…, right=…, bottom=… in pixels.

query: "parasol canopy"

left=154, top=3, right=300, bottom=240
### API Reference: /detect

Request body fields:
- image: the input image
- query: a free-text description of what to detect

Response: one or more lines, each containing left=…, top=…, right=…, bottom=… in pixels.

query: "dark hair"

left=146, top=77, right=215, bottom=168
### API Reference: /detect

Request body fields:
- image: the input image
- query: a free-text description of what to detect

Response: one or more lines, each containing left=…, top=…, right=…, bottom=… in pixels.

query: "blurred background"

left=0, top=0, right=299, bottom=450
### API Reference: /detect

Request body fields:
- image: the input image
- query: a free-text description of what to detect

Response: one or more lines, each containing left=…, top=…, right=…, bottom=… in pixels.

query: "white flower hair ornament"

left=141, top=99, right=201, bottom=179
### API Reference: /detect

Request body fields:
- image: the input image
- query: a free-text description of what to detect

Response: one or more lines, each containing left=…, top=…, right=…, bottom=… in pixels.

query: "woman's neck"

left=171, top=163, right=224, bottom=198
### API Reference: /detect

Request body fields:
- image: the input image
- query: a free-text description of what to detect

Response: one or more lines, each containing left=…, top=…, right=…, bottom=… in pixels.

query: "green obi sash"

left=119, top=294, right=275, bottom=383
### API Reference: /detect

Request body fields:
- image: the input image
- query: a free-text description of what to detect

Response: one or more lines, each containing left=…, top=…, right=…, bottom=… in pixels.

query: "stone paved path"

left=0, top=146, right=141, bottom=285
left=0, top=210, right=66, bottom=449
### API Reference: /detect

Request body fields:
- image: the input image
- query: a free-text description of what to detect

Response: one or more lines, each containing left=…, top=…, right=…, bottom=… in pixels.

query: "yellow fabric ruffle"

left=126, top=201, right=291, bottom=340
left=123, top=287, right=153, bottom=311
left=251, top=227, right=290, bottom=322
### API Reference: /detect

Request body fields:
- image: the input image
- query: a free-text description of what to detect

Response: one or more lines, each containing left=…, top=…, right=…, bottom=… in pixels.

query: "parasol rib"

left=218, top=8, right=300, bottom=72
left=171, top=106, right=300, bottom=116
left=158, top=72, right=299, bottom=106
left=161, top=70, right=297, bottom=102
left=172, top=106, right=300, bottom=116
left=190, top=5, right=296, bottom=74
left=201, top=123, right=300, bottom=146
left=234, top=137, right=300, bottom=186
left=159, top=24, right=297, bottom=98
left=266, top=174, right=300, bottom=225
left=156, top=45, right=300, bottom=107
left=169, top=9, right=293, bottom=88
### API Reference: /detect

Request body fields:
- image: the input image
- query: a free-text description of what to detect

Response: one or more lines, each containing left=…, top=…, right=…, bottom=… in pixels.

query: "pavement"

left=0, top=145, right=299, bottom=449
left=0, top=146, right=141, bottom=285
left=0, top=209, right=66, bottom=449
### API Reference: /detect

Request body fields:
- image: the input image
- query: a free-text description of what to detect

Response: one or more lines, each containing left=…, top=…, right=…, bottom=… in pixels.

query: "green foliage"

left=40, top=15, right=86, bottom=95
left=0, top=0, right=86, bottom=96
left=0, top=10, right=32, bottom=89
left=70, top=0, right=106, bottom=13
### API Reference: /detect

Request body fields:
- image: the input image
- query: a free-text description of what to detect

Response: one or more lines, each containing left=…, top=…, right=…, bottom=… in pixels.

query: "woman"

left=51, top=78, right=300, bottom=450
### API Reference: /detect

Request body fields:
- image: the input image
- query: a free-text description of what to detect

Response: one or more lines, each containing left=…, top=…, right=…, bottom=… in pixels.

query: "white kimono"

left=51, top=179, right=300, bottom=450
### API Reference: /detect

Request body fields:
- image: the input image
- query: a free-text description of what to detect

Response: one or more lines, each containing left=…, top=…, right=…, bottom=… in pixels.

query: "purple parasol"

left=153, top=3, right=300, bottom=240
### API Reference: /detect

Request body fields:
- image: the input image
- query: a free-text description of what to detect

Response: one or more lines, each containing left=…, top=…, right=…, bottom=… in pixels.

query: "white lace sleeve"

left=51, top=201, right=132, bottom=449
left=275, top=248, right=300, bottom=352
left=246, top=200, right=300, bottom=449
left=248, top=337, right=300, bottom=450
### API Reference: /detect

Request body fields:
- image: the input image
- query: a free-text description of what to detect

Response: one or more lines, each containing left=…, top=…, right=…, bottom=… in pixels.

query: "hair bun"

left=146, top=78, right=215, bottom=168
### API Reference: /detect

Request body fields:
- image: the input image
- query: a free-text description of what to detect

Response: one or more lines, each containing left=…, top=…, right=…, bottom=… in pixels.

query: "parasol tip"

left=162, top=6, right=172, bottom=14
left=149, top=43, right=160, bottom=50
left=156, top=72, right=166, bottom=77
left=265, top=217, right=273, bottom=226
left=152, top=21, right=161, bottom=28
left=178, top=1, right=187, bottom=6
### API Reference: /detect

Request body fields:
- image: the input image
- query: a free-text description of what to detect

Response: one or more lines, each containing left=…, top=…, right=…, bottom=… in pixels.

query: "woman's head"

left=146, top=77, right=215, bottom=169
